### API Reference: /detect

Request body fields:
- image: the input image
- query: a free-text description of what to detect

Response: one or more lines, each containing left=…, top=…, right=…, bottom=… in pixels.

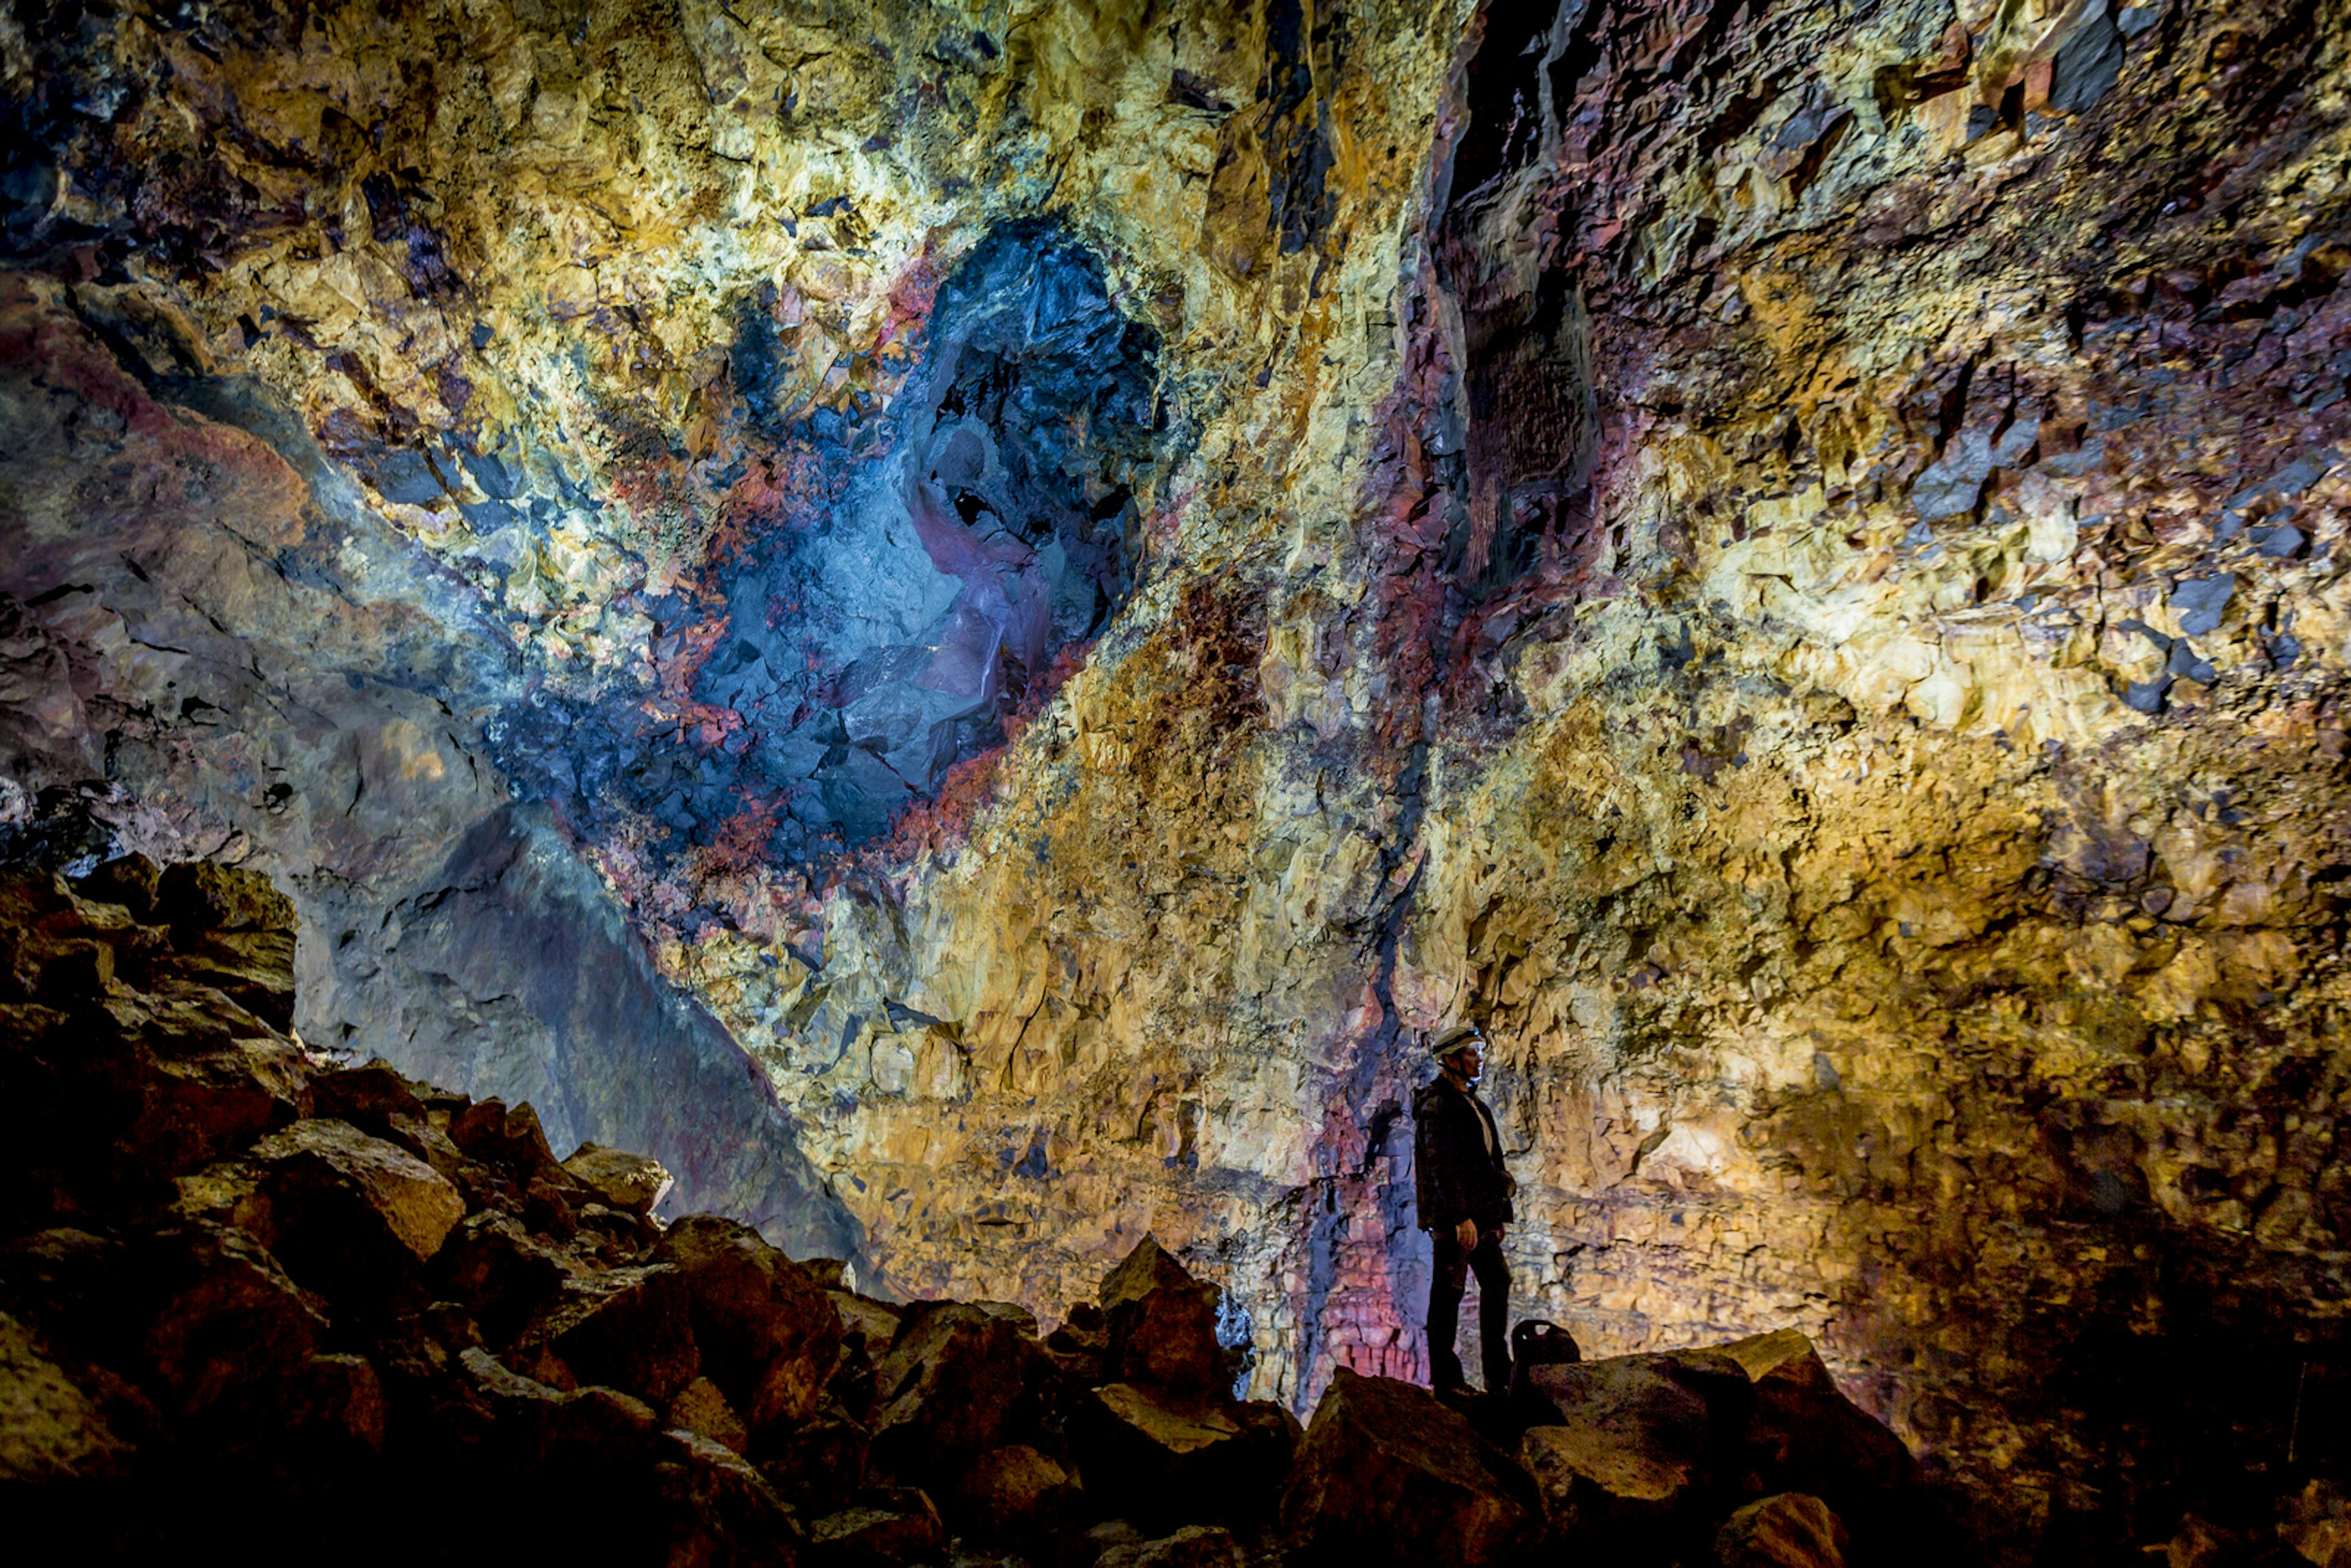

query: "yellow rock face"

left=5, top=1, right=2351, bottom=1553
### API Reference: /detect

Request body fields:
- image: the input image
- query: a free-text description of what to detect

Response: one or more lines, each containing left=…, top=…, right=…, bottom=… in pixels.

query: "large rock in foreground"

left=1099, top=1234, right=1230, bottom=1398
left=0, top=858, right=1938, bottom=1567
left=1280, top=1367, right=1541, bottom=1567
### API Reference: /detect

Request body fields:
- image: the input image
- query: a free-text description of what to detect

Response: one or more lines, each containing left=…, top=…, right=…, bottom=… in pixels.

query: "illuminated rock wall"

left=4, top=1, right=2350, bottom=1555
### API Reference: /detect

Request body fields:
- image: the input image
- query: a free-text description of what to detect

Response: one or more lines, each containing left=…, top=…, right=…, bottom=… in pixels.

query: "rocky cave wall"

left=4, top=0, right=2351, bottom=1558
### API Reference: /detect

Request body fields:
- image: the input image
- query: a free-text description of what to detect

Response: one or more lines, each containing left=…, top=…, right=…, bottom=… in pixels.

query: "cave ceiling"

left=6, top=0, right=2351, bottom=1556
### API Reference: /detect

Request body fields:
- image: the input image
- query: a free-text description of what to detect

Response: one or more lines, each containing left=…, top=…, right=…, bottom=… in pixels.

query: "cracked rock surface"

left=4, top=2, right=2351, bottom=1558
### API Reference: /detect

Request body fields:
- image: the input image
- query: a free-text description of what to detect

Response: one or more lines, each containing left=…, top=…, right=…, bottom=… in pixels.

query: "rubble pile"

left=1, top=857, right=1930, bottom=1566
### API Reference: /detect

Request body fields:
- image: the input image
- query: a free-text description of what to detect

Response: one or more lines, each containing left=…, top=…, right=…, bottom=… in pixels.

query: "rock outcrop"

left=3, top=854, right=1949, bottom=1566
left=2, top=2, right=2349, bottom=1562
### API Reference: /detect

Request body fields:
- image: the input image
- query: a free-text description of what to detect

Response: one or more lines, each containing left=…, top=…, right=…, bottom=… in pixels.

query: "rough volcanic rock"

left=1071, top=1379, right=1300, bottom=1530
left=666, top=1375, right=752, bottom=1455
left=1715, top=1331, right=1918, bottom=1528
left=1279, top=1366, right=1540, bottom=1567
left=763, top=1401, right=875, bottom=1515
left=1715, top=1492, right=1852, bottom=1568
left=1100, top=1234, right=1231, bottom=1398
left=242, top=1117, right=468, bottom=1266
left=806, top=1490, right=945, bottom=1568
left=534, top=1265, right=703, bottom=1409
left=132, top=1221, right=328, bottom=1415
left=564, top=1143, right=677, bottom=1215
left=6, top=3, right=2351, bottom=1561
left=1517, top=1349, right=1757, bottom=1529
left=0, top=855, right=1967, bottom=1566
left=866, top=1299, right=1058, bottom=1495
left=1095, top=1524, right=1247, bottom=1568
left=948, top=1440, right=1081, bottom=1542
left=0, top=1310, right=130, bottom=1484
left=658, top=1213, right=844, bottom=1431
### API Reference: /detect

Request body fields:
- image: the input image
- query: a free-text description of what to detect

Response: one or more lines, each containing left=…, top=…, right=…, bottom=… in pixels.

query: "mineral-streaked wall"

left=4, top=0, right=2350, bottom=1556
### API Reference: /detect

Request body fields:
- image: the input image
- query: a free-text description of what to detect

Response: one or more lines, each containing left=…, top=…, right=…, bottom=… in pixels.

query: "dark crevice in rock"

left=1430, top=0, right=1600, bottom=606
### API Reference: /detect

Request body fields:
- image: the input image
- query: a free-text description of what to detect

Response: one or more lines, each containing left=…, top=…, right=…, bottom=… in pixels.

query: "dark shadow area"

left=1428, top=0, right=1598, bottom=604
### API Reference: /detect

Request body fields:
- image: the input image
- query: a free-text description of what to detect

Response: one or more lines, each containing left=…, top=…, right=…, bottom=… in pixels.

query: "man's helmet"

left=1429, top=1022, right=1485, bottom=1059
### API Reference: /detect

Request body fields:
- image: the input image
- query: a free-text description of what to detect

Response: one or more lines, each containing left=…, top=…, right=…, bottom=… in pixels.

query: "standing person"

left=1412, top=1021, right=1515, bottom=1396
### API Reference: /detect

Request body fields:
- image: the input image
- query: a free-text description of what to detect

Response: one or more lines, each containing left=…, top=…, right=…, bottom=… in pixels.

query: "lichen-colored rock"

left=562, top=1142, right=675, bottom=1215
left=244, top=1117, right=469, bottom=1265
left=664, top=1375, right=750, bottom=1456
left=0, top=1311, right=130, bottom=1484
left=1715, top=1492, right=1851, bottom=1568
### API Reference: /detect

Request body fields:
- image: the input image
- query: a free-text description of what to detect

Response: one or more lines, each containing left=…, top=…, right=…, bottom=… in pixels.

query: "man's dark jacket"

left=1412, top=1074, right=1514, bottom=1233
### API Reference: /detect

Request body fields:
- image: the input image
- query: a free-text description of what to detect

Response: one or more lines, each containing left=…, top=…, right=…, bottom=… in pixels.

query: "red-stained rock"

left=868, top=1299, right=1056, bottom=1488
left=133, top=1221, right=326, bottom=1415
left=1100, top=1234, right=1228, bottom=1397
left=658, top=1214, right=843, bottom=1431
left=1280, top=1367, right=1539, bottom=1567
left=535, top=1264, right=703, bottom=1408
left=949, top=1440, right=1080, bottom=1542
left=294, top=1352, right=387, bottom=1448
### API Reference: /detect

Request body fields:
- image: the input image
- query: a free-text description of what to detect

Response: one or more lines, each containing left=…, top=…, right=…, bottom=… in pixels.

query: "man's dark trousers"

left=1428, top=1226, right=1510, bottom=1393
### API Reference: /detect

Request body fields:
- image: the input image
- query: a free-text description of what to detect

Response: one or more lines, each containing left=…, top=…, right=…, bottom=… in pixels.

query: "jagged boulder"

left=650, top=1427, right=805, bottom=1567
left=658, top=1214, right=844, bottom=1431
left=563, top=1142, right=675, bottom=1214
left=808, top=1485, right=945, bottom=1566
left=0, top=866, right=312, bottom=1216
left=1100, top=1234, right=1228, bottom=1397
left=1072, top=1378, right=1300, bottom=1528
left=0, top=855, right=1951, bottom=1568
left=152, top=859, right=300, bottom=1032
left=242, top=1118, right=468, bottom=1267
left=1280, top=1366, right=1540, bottom=1567
left=949, top=1440, right=1081, bottom=1541
left=430, top=1210, right=572, bottom=1343
left=1715, top=1331, right=1916, bottom=1516
left=1715, top=1491, right=1851, bottom=1567
left=1095, top=1523, right=1245, bottom=1568
left=0, top=1310, right=132, bottom=1485
left=1517, top=1349, right=1755, bottom=1545
left=868, top=1299, right=1059, bottom=1504
left=132, top=1220, right=328, bottom=1415
left=307, top=1063, right=470, bottom=1182
left=761, top=1398, right=874, bottom=1514
left=531, top=1264, right=703, bottom=1407
left=666, top=1375, right=751, bottom=1454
